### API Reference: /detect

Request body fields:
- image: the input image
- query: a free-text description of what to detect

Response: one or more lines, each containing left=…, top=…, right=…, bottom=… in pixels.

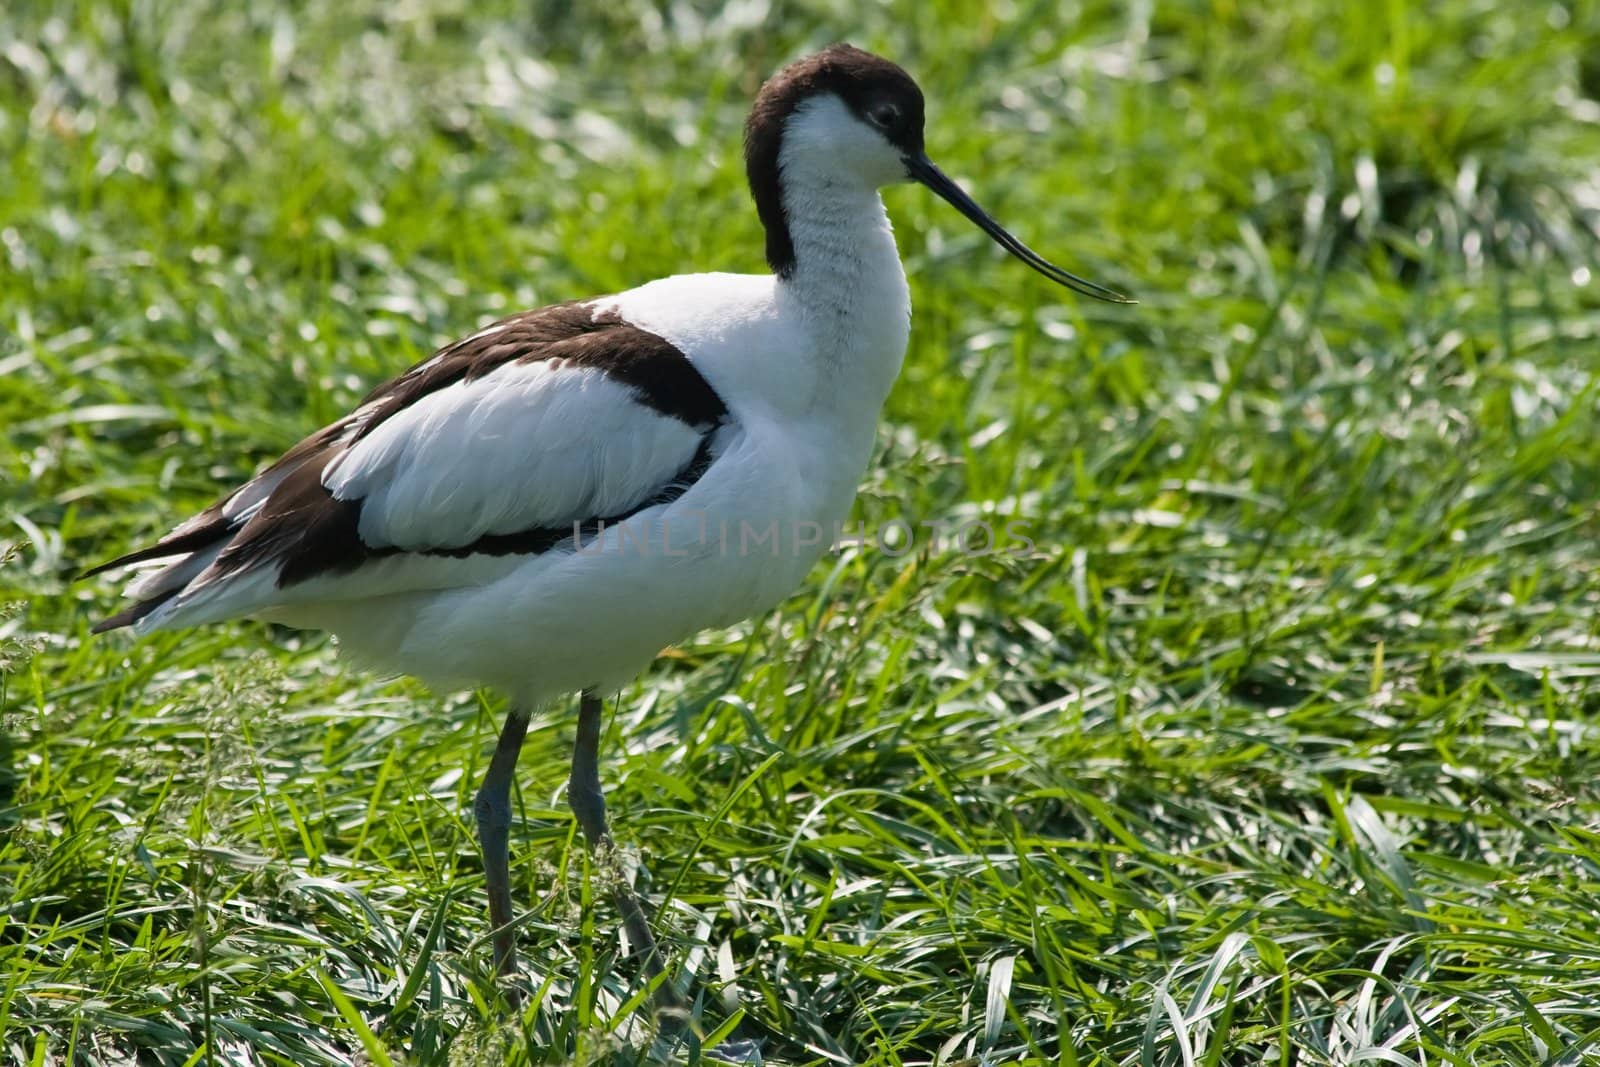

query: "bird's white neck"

left=773, top=170, right=911, bottom=419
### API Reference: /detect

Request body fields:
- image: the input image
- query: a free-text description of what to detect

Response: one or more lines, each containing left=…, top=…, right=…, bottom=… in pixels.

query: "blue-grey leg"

left=475, top=707, right=530, bottom=979
left=570, top=690, right=671, bottom=989
left=571, top=692, right=763, bottom=1063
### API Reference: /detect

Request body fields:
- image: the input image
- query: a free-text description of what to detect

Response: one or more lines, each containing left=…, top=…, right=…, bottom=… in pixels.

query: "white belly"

left=319, top=421, right=866, bottom=705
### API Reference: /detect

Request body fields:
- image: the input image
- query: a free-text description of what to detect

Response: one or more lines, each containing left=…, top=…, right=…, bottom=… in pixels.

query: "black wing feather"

left=88, top=301, right=729, bottom=633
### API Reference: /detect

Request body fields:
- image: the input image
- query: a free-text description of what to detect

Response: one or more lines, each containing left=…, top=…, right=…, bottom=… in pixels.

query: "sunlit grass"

left=4, top=1, right=1600, bottom=1064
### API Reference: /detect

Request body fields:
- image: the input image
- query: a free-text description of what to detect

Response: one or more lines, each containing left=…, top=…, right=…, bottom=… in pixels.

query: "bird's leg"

left=570, top=690, right=679, bottom=1005
left=474, top=707, right=531, bottom=980
left=572, top=692, right=768, bottom=1061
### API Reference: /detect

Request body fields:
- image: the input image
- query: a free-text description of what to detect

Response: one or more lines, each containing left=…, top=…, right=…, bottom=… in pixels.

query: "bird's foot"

left=650, top=1028, right=763, bottom=1065
left=703, top=1036, right=765, bottom=1064
left=488, top=967, right=533, bottom=1010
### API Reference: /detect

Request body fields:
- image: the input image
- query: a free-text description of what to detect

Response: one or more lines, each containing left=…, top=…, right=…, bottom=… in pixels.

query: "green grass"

left=5, top=0, right=1600, bottom=1062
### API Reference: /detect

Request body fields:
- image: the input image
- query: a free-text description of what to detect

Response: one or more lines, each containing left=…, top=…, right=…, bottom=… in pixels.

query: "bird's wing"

left=88, top=300, right=728, bottom=633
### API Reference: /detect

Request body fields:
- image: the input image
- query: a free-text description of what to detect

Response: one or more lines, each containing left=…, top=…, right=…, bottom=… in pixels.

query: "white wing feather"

left=324, top=361, right=707, bottom=551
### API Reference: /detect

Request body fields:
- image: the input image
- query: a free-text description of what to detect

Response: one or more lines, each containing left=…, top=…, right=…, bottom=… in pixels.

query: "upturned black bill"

left=904, top=154, right=1133, bottom=304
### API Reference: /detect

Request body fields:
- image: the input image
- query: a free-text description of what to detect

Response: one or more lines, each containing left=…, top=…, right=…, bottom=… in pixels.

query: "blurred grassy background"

left=4, top=0, right=1600, bottom=1063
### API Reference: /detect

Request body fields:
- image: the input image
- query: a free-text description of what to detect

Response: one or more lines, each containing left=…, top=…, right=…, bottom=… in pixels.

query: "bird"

left=86, top=42, right=1131, bottom=1017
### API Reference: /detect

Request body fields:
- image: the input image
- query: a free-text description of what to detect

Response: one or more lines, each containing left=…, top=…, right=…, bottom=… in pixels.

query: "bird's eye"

left=868, top=103, right=900, bottom=129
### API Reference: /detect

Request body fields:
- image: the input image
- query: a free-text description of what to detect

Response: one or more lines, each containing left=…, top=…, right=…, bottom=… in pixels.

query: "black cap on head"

left=746, top=44, right=926, bottom=276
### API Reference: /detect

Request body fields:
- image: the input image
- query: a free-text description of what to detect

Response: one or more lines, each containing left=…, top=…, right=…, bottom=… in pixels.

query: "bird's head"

left=744, top=43, right=1132, bottom=302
